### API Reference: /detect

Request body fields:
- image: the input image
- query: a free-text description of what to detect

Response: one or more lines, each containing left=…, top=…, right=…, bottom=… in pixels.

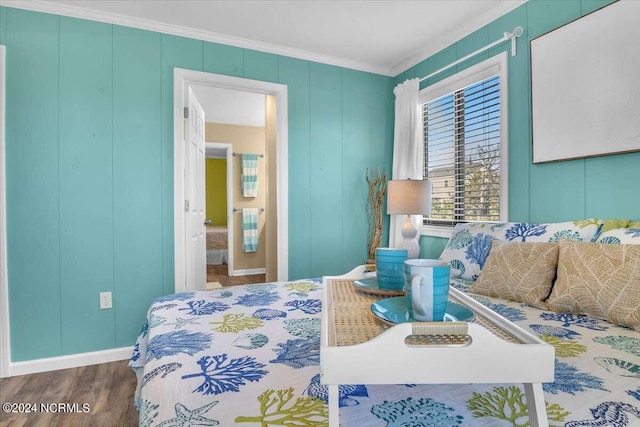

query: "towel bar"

left=232, top=152, right=264, bottom=158
left=233, top=207, right=264, bottom=212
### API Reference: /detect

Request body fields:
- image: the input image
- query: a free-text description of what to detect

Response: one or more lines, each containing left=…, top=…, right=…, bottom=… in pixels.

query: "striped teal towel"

left=242, top=154, right=258, bottom=198
left=242, top=208, right=259, bottom=252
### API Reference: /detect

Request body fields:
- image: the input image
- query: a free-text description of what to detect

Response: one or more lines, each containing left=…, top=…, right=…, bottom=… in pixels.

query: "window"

left=420, top=53, right=508, bottom=228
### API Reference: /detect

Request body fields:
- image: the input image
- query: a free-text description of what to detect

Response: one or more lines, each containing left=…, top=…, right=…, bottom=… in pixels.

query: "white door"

left=185, top=87, right=206, bottom=291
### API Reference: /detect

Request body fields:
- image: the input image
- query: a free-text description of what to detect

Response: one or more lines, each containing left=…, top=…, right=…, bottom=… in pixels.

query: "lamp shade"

left=387, top=179, right=432, bottom=215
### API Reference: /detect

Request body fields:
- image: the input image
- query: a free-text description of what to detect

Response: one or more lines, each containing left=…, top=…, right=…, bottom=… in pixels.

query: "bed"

left=129, top=274, right=640, bottom=426
left=206, top=225, right=228, bottom=265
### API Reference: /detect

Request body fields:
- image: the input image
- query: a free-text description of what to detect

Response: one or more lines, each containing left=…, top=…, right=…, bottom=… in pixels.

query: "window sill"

left=420, top=225, right=454, bottom=239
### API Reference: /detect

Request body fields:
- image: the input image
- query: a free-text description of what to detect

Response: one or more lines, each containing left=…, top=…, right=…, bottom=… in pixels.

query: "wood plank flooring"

left=0, top=360, right=137, bottom=427
left=0, top=268, right=266, bottom=426
left=207, top=264, right=265, bottom=286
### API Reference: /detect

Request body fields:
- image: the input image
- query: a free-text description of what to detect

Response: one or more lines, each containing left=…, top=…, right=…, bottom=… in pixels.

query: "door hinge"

left=184, top=107, right=189, bottom=119
left=184, top=199, right=190, bottom=212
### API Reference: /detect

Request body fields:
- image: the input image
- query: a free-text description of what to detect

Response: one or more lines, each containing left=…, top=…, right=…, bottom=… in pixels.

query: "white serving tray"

left=320, top=266, right=555, bottom=427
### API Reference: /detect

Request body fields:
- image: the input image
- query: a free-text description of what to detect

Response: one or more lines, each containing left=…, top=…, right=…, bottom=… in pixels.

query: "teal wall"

left=5, top=0, right=636, bottom=364
left=406, top=0, right=639, bottom=256
left=2, top=7, right=393, bottom=362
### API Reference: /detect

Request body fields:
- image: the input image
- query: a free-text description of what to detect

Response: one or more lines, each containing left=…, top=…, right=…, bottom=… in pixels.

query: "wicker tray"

left=329, top=278, right=521, bottom=346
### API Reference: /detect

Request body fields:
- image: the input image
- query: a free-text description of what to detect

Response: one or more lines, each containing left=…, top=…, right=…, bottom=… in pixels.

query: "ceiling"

left=191, top=86, right=265, bottom=128
left=4, top=0, right=527, bottom=76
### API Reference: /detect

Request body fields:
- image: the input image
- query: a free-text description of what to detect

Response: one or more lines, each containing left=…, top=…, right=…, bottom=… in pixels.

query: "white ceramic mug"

left=404, top=259, right=450, bottom=321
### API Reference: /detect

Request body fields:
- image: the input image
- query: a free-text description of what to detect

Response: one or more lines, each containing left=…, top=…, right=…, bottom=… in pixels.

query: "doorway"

left=204, top=142, right=233, bottom=281
left=202, top=142, right=267, bottom=286
left=173, top=69, right=289, bottom=293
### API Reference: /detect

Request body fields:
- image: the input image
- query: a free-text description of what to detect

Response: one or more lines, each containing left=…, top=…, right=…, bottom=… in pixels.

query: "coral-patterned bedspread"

left=129, top=278, right=640, bottom=426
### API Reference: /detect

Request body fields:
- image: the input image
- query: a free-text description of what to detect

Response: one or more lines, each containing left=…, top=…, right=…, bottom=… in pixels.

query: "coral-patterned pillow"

left=439, top=222, right=501, bottom=280
left=595, top=228, right=640, bottom=245
left=440, top=219, right=600, bottom=281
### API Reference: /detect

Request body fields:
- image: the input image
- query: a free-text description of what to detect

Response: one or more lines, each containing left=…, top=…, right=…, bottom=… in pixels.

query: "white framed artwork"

left=531, top=0, right=640, bottom=164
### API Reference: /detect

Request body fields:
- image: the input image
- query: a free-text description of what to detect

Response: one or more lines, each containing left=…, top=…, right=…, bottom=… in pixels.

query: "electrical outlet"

left=99, top=292, right=112, bottom=309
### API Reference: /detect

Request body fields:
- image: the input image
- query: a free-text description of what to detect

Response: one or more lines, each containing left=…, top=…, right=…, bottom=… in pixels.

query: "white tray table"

left=320, top=270, right=555, bottom=427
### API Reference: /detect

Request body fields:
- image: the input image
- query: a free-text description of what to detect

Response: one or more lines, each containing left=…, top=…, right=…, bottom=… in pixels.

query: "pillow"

left=546, top=239, right=640, bottom=331
left=490, top=219, right=601, bottom=243
left=599, top=218, right=630, bottom=232
left=595, top=228, right=640, bottom=245
left=628, top=221, right=640, bottom=228
left=439, top=222, right=504, bottom=280
left=590, top=218, right=631, bottom=241
left=469, top=240, right=559, bottom=309
left=440, top=219, right=600, bottom=281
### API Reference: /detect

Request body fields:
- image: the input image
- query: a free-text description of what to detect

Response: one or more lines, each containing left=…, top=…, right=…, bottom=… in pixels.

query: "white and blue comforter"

left=130, top=278, right=640, bottom=426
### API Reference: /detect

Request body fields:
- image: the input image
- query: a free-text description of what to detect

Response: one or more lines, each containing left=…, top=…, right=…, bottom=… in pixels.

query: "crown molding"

left=389, top=0, right=526, bottom=76
left=0, top=0, right=395, bottom=76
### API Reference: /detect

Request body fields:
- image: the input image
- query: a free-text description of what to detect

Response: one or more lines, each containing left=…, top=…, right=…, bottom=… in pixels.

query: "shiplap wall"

left=410, top=0, right=640, bottom=258
left=1, top=7, right=393, bottom=362
left=5, top=0, right=638, bottom=364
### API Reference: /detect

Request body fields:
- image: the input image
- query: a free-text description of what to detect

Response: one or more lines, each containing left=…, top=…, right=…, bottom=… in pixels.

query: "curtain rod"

left=419, top=26, right=523, bottom=83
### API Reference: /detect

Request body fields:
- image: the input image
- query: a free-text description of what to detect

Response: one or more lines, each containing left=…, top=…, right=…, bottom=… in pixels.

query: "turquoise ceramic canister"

left=375, top=248, right=408, bottom=290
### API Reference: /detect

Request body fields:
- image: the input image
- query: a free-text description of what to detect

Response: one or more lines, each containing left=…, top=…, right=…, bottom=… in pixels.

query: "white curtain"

left=389, top=78, right=424, bottom=249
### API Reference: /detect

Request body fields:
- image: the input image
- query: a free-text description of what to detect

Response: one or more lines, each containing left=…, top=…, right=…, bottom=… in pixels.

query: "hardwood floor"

left=0, top=360, right=137, bottom=427
left=207, top=264, right=265, bottom=286
left=0, top=270, right=266, bottom=426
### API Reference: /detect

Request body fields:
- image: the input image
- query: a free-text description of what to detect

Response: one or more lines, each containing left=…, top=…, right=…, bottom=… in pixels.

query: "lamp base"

left=399, top=214, right=420, bottom=259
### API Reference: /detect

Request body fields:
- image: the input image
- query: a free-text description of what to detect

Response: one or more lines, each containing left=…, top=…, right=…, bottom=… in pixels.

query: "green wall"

left=406, top=0, right=639, bottom=256
left=2, top=7, right=393, bottom=362
left=206, top=159, right=227, bottom=226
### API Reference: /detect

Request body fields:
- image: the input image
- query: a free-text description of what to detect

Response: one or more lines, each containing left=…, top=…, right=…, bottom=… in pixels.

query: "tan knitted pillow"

left=546, top=239, right=640, bottom=331
left=470, top=240, right=559, bottom=309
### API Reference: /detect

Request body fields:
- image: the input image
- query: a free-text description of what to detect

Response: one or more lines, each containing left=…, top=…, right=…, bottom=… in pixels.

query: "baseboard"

left=230, top=267, right=266, bottom=277
left=9, top=346, right=134, bottom=377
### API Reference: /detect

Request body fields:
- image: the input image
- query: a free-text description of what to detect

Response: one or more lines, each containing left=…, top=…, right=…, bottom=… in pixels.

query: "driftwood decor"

left=366, top=168, right=387, bottom=263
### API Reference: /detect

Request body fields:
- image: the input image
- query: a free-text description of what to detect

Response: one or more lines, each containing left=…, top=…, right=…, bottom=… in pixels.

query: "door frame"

left=174, top=68, right=288, bottom=292
left=204, top=142, right=234, bottom=275
left=0, top=45, right=9, bottom=377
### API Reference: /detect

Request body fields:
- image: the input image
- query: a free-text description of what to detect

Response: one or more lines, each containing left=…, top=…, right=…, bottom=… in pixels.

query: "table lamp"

left=387, top=179, right=432, bottom=259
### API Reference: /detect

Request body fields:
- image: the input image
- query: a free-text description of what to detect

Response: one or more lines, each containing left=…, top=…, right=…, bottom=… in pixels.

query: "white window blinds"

left=422, top=75, right=502, bottom=225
